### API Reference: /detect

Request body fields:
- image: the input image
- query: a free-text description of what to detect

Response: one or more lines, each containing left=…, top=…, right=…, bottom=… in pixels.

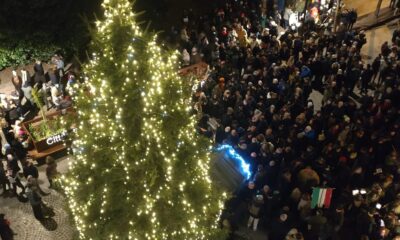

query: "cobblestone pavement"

left=0, top=156, right=77, bottom=240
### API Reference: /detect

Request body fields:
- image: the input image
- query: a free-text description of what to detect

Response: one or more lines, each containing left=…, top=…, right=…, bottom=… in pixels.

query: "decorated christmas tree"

left=62, top=0, right=227, bottom=239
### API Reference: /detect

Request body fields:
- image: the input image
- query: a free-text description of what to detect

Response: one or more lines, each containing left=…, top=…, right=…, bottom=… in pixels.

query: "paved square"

left=0, top=156, right=77, bottom=240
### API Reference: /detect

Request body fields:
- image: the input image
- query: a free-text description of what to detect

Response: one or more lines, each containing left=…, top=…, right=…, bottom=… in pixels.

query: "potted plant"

left=21, top=87, right=74, bottom=158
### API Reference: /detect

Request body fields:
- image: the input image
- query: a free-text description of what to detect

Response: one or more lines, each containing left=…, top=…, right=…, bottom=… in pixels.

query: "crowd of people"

left=1, top=0, right=400, bottom=239
left=175, top=0, right=400, bottom=239
left=0, top=56, right=69, bottom=239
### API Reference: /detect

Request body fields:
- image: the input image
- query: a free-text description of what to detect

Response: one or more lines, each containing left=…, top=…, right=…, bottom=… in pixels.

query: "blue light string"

left=216, top=144, right=252, bottom=180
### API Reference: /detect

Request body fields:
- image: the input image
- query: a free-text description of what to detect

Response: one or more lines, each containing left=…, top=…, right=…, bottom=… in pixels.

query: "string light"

left=62, top=0, right=227, bottom=239
left=216, top=145, right=252, bottom=180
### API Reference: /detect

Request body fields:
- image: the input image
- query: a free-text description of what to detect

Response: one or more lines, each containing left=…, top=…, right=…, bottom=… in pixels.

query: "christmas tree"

left=62, top=0, right=227, bottom=239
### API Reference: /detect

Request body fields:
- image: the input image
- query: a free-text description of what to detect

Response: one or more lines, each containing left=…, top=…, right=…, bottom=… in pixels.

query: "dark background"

left=0, top=0, right=103, bottom=68
left=0, top=0, right=221, bottom=68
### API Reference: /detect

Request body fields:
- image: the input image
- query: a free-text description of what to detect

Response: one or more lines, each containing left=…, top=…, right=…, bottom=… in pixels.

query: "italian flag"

left=311, top=188, right=333, bottom=209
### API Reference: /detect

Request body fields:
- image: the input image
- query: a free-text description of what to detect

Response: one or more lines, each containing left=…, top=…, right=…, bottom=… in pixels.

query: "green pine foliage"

left=62, top=0, right=227, bottom=239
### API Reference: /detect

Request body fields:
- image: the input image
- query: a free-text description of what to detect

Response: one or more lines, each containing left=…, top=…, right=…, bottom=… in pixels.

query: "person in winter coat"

left=0, top=162, right=10, bottom=197
left=33, top=60, right=45, bottom=87
left=10, top=70, right=22, bottom=94
left=45, top=156, right=58, bottom=188
left=348, top=9, right=357, bottom=30
left=182, top=49, right=190, bottom=66
left=247, top=194, right=264, bottom=231
left=306, top=209, right=328, bottom=239
left=22, top=160, right=38, bottom=179
left=21, top=80, right=33, bottom=106
left=269, top=211, right=291, bottom=240
left=235, top=25, right=248, bottom=48
left=361, top=64, right=373, bottom=94
left=324, top=205, right=345, bottom=239
left=20, top=68, right=31, bottom=87
left=48, top=67, right=60, bottom=86
left=356, top=207, right=378, bottom=238
left=6, top=155, right=25, bottom=197
left=283, top=7, right=293, bottom=28
left=34, top=60, right=44, bottom=75
left=25, top=181, right=46, bottom=221
left=23, top=160, right=49, bottom=196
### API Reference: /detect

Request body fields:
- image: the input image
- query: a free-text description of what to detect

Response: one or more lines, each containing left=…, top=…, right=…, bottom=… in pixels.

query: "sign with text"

left=46, top=131, right=68, bottom=146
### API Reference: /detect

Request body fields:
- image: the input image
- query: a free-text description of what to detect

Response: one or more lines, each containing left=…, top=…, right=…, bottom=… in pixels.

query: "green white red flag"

left=311, top=188, right=333, bottom=209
